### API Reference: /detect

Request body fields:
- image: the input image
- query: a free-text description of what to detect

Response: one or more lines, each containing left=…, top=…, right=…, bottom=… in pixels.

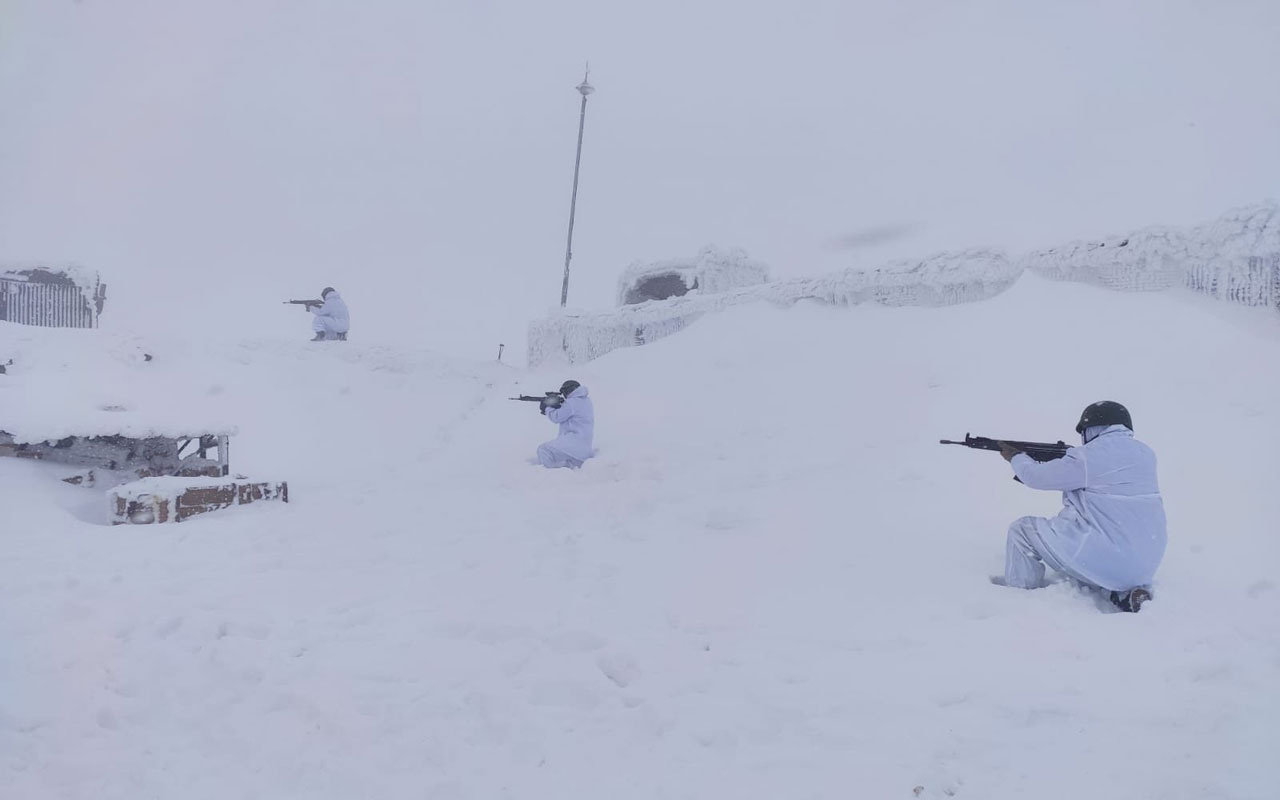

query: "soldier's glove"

left=998, top=441, right=1022, bottom=462
left=539, top=396, right=560, bottom=414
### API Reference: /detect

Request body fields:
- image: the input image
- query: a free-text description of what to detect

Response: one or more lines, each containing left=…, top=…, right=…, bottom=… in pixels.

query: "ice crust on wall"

left=531, top=248, right=1019, bottom=366
left=1192, top=200, right=1280, bottom=259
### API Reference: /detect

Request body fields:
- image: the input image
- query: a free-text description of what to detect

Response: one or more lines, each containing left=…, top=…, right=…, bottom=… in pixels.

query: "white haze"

left=1, top=0, right=1278, bottom=359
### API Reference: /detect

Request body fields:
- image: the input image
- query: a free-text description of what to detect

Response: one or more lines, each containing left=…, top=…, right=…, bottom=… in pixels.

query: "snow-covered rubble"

left=532, top=248, right=1018, bottom=366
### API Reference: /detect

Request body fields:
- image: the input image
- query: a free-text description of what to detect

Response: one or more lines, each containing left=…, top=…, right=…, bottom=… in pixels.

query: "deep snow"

left=2, top=274, right=1278, bottom=799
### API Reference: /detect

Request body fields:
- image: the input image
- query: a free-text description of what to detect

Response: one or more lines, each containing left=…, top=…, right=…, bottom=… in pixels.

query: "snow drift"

left=3, top=272, right=1277, bottom=800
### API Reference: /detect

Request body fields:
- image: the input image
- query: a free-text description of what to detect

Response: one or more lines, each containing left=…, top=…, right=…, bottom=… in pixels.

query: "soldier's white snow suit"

left=1004, top=424, right=1166, bottom=591
left=537, top=385, right=594, bottom=468
left=311, top=292, right=350, bottom=338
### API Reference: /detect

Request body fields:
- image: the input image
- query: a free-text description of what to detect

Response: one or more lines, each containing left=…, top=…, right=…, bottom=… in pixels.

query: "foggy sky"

left=2, top=0, right=1277, bottom=359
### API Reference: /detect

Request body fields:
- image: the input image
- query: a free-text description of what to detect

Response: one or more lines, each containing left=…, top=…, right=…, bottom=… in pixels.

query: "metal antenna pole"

left=560, top=66, right=594, bottom=307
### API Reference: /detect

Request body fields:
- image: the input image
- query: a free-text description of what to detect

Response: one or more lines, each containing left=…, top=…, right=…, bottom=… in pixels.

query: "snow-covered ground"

left=2, top=274, right=1279, bottom=799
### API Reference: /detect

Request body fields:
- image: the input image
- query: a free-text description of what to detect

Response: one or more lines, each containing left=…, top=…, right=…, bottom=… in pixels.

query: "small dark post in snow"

left=560, top=66, right=594, bottom=307
left=497, top=343, right=505, bottom=362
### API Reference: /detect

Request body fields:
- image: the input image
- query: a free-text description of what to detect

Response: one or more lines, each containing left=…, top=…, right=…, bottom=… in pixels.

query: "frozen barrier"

left=1020, top=200, right=1280, bottom=311
left=530, top=249, right=1018, bottom=366
left=1020, top=226, right=1188, bottom=292
left=772, top=248, right=1019, bottom=308
left=1185, top=254, right=1280, bottom=308
left=1184, top=202, right=1280, bottom=309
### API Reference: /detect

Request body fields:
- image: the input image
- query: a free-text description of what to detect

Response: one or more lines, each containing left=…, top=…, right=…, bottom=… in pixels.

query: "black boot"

left=1109, top=587, right=1151, bottom=613
left=336, top=332, right=347, bottom=341
left=311, top=332, right=326, bottom=342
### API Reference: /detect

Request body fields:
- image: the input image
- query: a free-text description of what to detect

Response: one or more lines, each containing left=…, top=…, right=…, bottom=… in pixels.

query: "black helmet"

left=559, top=380, right=581, bottom=397
left=321, top=286, right=336, bottom=298
left=1075, top=401, right=1132, bottom=434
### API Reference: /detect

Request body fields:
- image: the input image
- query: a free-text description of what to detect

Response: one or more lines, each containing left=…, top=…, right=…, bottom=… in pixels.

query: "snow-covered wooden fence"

left=0, top=267, right=105, bottom=328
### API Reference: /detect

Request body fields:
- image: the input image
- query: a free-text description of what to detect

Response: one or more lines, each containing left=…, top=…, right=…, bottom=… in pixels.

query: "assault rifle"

left=284, top=299, right=323, bottom=311
left=939, top=433, right=1070, bottom=463
left=510, top=391, right=563, bottom=407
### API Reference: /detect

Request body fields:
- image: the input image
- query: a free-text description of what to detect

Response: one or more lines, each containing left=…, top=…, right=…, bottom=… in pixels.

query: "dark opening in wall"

left=622, top=273, right=695, bottom=305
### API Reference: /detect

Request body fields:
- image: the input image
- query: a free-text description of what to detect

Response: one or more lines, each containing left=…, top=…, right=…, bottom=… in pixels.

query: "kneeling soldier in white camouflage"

left=996, top=401, right=1167, bottom=612
left=310, top=287, right=350, bottom=342
left=535, top=380, right=595, bottom=469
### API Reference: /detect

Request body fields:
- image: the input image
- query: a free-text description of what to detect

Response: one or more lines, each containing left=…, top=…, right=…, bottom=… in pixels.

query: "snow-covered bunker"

left=616, top=247, right=770, bottom=306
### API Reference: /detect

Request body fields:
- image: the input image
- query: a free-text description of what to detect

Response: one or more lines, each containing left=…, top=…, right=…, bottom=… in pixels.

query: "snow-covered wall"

left=531, top=249, right=1018, bottom=366
left=1019, top=227, right=1187, bottom=292
left=1185, top=254, right=1280, bottom=308
left=1020, top=200, right=1280, bottom=307
left=773, top=248, right=1019, bottom=308
left=534, top=201, right=1279, bottom=367
left=1183, top=202, right=1280, bottom=309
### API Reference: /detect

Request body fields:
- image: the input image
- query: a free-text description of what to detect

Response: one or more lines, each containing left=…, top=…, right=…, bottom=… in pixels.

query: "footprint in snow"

left=597, top=652, right=641, bottom=688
